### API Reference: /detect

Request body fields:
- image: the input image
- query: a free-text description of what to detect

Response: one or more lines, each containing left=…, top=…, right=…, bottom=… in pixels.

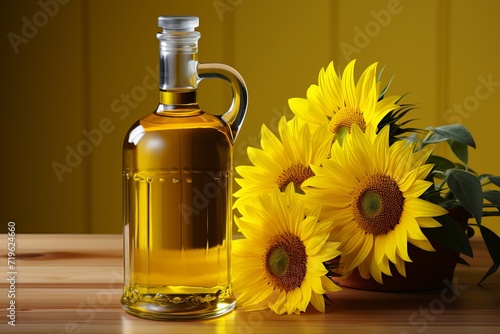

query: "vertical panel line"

left=81, top=0, right=92, bottom=233
left=437, top=0, right=450, bottom=126
left=225, top=5, right=235, bottom=68
left=330, top=0, right=340, bottom=64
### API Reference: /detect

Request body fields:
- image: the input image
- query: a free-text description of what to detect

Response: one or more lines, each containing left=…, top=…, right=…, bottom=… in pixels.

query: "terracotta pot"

left=334, top=208, right=470, bottom=292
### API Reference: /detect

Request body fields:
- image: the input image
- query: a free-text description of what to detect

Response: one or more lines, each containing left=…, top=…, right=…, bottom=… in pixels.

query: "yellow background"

left=1, top=0, right=499, bottom=234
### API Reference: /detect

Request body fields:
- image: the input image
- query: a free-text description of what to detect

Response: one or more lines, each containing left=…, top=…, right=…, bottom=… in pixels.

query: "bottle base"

left=121, top=287, right=236, bottom=320
left=121, top=301, right=235, bottom=320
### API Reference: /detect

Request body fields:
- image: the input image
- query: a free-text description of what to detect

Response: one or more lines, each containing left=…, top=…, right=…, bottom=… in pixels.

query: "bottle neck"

left=157, top=30, right=200, bottom=97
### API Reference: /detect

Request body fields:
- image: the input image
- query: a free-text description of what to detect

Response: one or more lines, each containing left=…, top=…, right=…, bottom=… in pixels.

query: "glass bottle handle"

left=198, top=63, right=248, bottom=141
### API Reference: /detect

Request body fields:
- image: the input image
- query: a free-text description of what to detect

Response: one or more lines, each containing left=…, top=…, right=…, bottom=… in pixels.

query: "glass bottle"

left=120, top=16, right=248, bottom=320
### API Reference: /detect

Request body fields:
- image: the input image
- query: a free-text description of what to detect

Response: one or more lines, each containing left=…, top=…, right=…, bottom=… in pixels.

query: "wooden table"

left=1, top=234, right=499, bottom=334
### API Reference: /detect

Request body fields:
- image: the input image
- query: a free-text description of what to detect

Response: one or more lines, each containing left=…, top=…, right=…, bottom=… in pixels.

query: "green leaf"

left=427, top=124, right=476, bottom=148
left=480, top=174, right=500, bottom=187
left=406, top=133, right=419, bottom=143
left=478, top=225, right=500, bottom=284
left=454, top=163, right=477, bottom=175
left=449, top=141, right=468, bottom=167
left=466, top=225, right=475, bottom=238
left=422, top=132, right=448, bottom=144
left=422, top=191, right=447, bottom=205
left=480, top=225, right=500, bottom=266
left=424, top=214, right=473, bottom=257
left=428, top=155, right=456, bottom=172
left=378, top=76, right=393, bottom=100
left=489, top=175, right=500, bottom=187
left=457, top=257, right=470, bottom=267
left=478, top=264, right=499, bottom=285
left=447, top=169, right=483, bottom=224
left=483, top=190, right=500, bottom=212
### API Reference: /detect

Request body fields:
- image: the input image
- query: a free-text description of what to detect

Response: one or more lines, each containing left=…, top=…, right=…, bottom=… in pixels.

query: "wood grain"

left=0, top=234, right=499, bottom=333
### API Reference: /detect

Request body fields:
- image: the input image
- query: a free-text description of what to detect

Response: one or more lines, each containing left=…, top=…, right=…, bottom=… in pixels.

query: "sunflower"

left=302, top=124, right=448, bottom=283
left=288, top=59, right=400, bottom=144
left=233, top=116, right=332, bottom=209
left=232, top=184, right=341, bottom=315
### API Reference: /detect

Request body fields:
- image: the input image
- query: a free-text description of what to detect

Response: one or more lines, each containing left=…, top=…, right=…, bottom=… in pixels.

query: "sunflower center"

left=263, top=232, right=307, bottom=291
left=276, top=164, right=314, bottom=194
left=361, top=190, right=382, bottom=218
left=268, top=248, right=288, bottom=277
left=352, top=173, right=404, bottom=235
left=329, top=107, right=366, bottom=144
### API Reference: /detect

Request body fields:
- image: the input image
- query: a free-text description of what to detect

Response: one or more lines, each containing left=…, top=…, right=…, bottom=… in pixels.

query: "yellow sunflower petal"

left=285, top=288, right=303, bottom=315
left=299, top=279, right=312, bottom=312
left=393, top=254, right=407, bottom=277
left=313, top=241, right=342, bottom=262
left=400, top=213, right=429, bottom=241
left=404, top=198, right=448, bottom=218
left=309, top=291, right=326, bottom=313
left=395, top=224, right=411, bottom=262
left=305, top=234, right=330, bottom=256
left=321, top=275, right=341, bottom=292
left=288, top=97, right=325, bottom=126
left=380, top=255, right=393, bottom=276
left=404, top=179, right=433, bottom=198
left=408, top=237, right=435, bottom=252
left=357, top=248, right=373, bottom=279
left=334, top=224, right=363, bottom=254
left=356, top=62, right=378, bottom=114
left=417, top=216, right=442, bottom=228
left=370, top=255, right=384, bottom=283
left=341, top=59, right=358, bottom=108
left=345, top=234, right=373, bottom=272
left=270, top=290, right=288, bottom=315
left=384, top=229, right=398, bottom=264
left=260, top=122, right=288, bottom=165
left=374, top=233, right=386, bottom=264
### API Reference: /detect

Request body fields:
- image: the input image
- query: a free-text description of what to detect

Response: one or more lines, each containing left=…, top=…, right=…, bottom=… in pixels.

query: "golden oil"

left=120, top=16, right=247, bottom=320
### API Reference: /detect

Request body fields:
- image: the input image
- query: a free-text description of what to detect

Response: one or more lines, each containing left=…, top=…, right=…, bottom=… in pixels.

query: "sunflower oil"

left=120, top=16, right=247, bottom=320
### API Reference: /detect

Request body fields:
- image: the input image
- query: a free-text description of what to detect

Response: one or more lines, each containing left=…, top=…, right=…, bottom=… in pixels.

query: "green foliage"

left=423, top=124, right=476, bottom=148
left=414, top=122, right=500, bottom=284
left=446, top=169, right=483, bottom=224
left=478, top=226, right=500, bottom=284
left=423, top=214, right=473, bottom=257
left=483, top=190, right=500, bottom=212
left=449, top=141, right=469, bottom=167
left=378, top=103, right=421, bottom=145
